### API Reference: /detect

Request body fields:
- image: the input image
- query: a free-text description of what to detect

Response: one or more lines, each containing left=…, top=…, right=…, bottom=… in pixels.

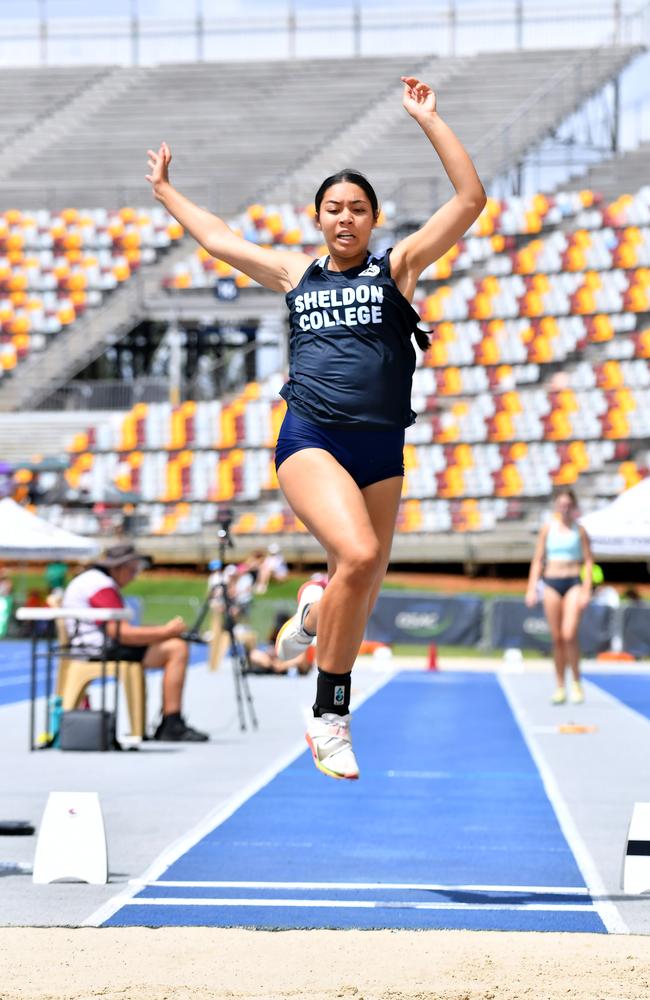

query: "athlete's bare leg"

left=542, top=586, right=566, bottom=688
left=278, top=449, right=401, bottom=674
left=561, top=585, right=584, bottom=682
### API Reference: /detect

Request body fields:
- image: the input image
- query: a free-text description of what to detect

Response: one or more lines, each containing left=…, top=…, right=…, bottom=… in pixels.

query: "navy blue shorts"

left=275, top=409, right=404, bottom=489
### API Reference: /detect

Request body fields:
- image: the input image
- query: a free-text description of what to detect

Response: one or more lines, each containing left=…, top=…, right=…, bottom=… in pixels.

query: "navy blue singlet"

left=280, top=249, right=420, bottom=429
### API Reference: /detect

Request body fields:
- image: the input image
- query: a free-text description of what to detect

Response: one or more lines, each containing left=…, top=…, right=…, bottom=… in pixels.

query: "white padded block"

left=33, top=792, right=108, bottom=885
left=622, top=802, right=650, bottom=894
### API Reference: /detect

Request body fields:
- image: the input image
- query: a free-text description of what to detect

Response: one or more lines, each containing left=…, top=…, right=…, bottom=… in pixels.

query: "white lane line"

left=129, top=879, right=590, bottom=895
left=119, top=897, right=596, bottom=913
left=83, top=666, right=397, bottom=928
left=499, top=673, right=629, bottom=935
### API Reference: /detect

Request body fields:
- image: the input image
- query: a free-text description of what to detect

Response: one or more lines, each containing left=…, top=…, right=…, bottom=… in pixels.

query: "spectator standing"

left=526, top=490, right=593, bottom=705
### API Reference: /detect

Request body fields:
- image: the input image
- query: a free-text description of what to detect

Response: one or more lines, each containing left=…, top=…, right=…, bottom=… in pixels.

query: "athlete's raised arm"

left=146, top=142, right=313, bottom=292
left=390, top=78, right=486, bottom=302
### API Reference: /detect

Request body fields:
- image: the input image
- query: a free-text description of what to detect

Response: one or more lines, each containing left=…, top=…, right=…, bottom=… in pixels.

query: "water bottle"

left=49, top=695, right=64, bottom=748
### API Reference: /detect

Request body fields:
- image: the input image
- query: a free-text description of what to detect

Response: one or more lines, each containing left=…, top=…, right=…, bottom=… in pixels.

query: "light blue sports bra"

left=545, top=521, right=583, bottom=561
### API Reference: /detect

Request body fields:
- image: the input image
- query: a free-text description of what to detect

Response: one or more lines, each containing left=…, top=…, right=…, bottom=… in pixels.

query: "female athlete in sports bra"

left=147, top=76, right=486, bottom=779
left=526, top=489, right=594, bottom=705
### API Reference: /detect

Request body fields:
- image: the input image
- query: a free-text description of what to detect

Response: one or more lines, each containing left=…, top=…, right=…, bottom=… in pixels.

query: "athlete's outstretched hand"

left=146, top=141, right=172, bottom=198
left=401, top=77, right=437, bottom=120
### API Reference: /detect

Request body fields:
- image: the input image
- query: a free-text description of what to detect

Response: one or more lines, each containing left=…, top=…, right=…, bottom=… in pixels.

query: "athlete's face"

left=315, top=182, right=376, bottom=264
left=554, top=493, right=575, bottom=521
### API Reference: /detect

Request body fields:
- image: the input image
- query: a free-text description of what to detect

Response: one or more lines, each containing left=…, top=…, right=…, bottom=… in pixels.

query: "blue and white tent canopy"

left=0, top=498, right=99, bottom=560
left=580, top=478, right=650, bottom=557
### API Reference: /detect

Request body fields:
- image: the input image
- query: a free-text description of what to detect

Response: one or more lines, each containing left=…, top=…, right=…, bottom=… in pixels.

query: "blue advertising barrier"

left=367, top=592, right=483, bottom=646
left=490, top=599, right=613, bottom=656
left=622, top=605, right=650, bottom=657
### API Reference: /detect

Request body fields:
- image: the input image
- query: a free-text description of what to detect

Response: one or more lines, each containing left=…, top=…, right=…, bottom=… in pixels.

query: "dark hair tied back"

left=315, top=170, right=429, bottom=351
left=315, top=169, right=379, bottom=219
left=413, top=328, right=430, bottom=351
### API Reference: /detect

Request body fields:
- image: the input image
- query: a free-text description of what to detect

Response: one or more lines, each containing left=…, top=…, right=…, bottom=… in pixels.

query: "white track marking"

left=129, top=879, right=589, bottom=894
left=499, top=673, right=628, bottom=935
left=83, top=667, right=396, bottom=927
left=118, top=897, right=595, bottom=913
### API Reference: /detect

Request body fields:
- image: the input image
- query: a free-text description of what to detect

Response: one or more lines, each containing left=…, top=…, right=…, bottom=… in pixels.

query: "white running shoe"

left=275, top=581, right=324, bottom=661
left=306, top=712, right=359, bottom=780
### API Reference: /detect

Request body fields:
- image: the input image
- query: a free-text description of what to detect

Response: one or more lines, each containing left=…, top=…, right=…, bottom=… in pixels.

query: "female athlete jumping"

left=147, top=77, right=486, bottom=779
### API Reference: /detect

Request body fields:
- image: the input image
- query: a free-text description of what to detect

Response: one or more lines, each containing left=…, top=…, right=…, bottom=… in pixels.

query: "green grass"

left=0, top=568, right=604, bottom=659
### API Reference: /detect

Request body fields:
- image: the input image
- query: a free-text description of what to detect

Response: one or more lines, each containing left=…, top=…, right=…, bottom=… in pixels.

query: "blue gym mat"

left=105, top=671, right=605, bottom=932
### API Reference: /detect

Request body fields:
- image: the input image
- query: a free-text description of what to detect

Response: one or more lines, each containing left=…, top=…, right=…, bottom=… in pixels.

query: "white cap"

left=268, top=542, right=280, bottom=554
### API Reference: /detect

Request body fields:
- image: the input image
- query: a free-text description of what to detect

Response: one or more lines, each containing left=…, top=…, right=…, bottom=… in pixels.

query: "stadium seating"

left=9, top=176, right=650, bottom=539
left=0, top=206, right=182, bottom=378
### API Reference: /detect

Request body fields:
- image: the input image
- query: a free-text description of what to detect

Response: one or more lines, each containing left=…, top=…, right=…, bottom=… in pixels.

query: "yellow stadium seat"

left=453, top=443, right=473, bottom=468
left=493, top=411, right=514, bottom=441
left=524, top=211, right=542, bottom=233
left=428, top=341, right=448, bottom=367
left=498, top=464, right=523, bottom=497
left=476, top=337, right=499, bottom=365
left=547, top=411, right=572, bottom=440
left=604, top=407, right=629, bottom=439
left=531, top=273, right=551, bottom=293
left=472, top=292, right=493, bottom=319
left=590, top=314, right=614, bottom=341
left=557, top=389, right=578, bottom=412
left=567, top=440, right=589, bottom=472
left=233, top=513, right=258, bottom=534
left=599, top=360, right=623, bottom=390
left=441, top=367, right=462, bottom=395
left=403, top=444, right=418, bottom=470
left=553, top=462, right=578, bottom=485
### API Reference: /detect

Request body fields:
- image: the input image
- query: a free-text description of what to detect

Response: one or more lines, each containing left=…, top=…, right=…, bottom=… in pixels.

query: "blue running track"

left=0, top=640, right=205, bottom=707
left=105, top=671, right=606, bottom=932
left=587, top=671, right=650, bottom=722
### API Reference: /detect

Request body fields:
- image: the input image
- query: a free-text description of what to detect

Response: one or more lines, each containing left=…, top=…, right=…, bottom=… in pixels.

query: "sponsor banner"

left=622, top=605, right=650, bottom=657
left=367, top=592, right=483, bottom=646
left=490, top=600, right=613, bottom=655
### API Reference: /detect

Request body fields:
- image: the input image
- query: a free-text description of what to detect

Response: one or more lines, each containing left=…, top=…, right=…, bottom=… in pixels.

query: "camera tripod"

left=182, top=515, right=258, bottom=732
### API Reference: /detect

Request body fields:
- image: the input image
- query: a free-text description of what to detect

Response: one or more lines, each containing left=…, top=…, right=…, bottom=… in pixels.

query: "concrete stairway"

left=564, top=138, right=650, bottom=202
left=0, top=67, right=148, bottom=183
left=0, top=237, right=196, bottom=412
left=0, top=55, right=422, bottom=214
left=263, top=54, right=468, bottom=206
left=0, top=411, right=113, bottom=466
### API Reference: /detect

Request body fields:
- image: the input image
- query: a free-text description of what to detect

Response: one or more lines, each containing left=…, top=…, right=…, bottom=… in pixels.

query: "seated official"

left=247, top=616, right=313, bottom=676
left=63, top=543, right=207, bottom=742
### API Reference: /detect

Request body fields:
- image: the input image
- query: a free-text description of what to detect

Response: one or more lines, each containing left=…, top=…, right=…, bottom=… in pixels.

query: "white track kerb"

left=498, top=673, right=628, bottom=935
left=84, top=666, right=397, bottom=928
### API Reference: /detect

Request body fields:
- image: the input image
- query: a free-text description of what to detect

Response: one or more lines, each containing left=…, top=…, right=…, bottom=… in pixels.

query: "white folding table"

left=16, top=606, right=132, bottom=751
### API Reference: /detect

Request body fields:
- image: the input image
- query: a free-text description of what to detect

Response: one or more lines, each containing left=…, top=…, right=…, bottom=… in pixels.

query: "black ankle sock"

left=313, top=668, right=351, bottom=717
left=163, top=712, right=182, bottom=724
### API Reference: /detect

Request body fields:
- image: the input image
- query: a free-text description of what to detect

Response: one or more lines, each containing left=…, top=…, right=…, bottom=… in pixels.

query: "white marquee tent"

left=0, top=498, right=99, bottom=560
left=580, top=477, right=650, bottom=557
